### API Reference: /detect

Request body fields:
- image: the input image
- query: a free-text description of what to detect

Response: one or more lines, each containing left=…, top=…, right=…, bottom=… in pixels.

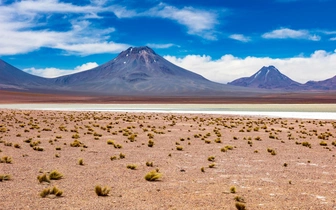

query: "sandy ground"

left=1, top=109, right=336, bottom=209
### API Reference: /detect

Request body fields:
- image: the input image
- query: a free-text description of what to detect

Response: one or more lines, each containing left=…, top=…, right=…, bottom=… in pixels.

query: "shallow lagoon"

left=1, top=103, right=336, bottom=119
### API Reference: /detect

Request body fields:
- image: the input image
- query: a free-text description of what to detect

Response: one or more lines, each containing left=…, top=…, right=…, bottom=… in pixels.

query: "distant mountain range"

left=0, top=46, right=252, bottom=96
left=0, top=47, right=336, bottom=97
left=229, top=65, right=336, bottom=91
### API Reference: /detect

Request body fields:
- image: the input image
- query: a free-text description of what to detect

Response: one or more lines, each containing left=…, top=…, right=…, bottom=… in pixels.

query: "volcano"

left=51, top=46, right=249, bottom=96
left=228, top=66, right=302, bottom=90
left=0, top=59, right=49, bottom=91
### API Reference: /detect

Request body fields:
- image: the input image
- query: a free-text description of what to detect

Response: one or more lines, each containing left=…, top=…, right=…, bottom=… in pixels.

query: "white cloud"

left=0, top=1, right=129, bottom=56
left=0, top=0, right=130, bottom=56
left=0, top=1, right=220, bottom=55
left=90, top=0, right=107, bottom=6
left=229, top=34, right=251, bottom=42
left=11, top=0, right=100, bottom=14
left=146, top=43, right=178, bottom=49
left=262, top=28, right=321, bottom=41
left=54, top=42, right=130, bottom=56
left=319, top=30, right=336, bottom=35
left=23, top=62, right=99, bottom=78
left=146, top=3, right=219, bottom=40
left=330, top=37, right=336, bottom=41
left=164, top=50, right=336, bottom=84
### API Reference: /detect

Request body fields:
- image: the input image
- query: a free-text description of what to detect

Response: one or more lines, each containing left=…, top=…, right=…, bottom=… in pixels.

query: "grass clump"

left=230, top=186, right=236, bottom=193
left=95, top=185, right=110, bottom=196
left=4, top=142, right=12, bottom=147
left=146, top=161, right=153, bottom=167
left=234, top=195, right=245, bottom=203
left=72, top=133, right=80, bottom=139
left=78, top=158, right=84, bottom=165
left=148, top=139, right=154, bottom=147
left=176, top=146, right=183, bottom=151
left=320, top=141, right=328, bottom=146
left=119, top=153, right=126, bottom=159
left=235, top=202, right=246, bottom=210
left=70, top=139, right=84, bottom=147
left=126, top=164, right=137, bottom=170
left=37, top=173, right=50, bottom=183
left=144, top=170, right=162, bottom=181
left=40, top=188, right=51, bottom=198
left=302, top=141, right=312, bottom=148
left=0, top=156, right=12, bottom=164
left=207, top=156, right=215, bottom=162
left=208, top=163, right=215, bottom=168
left=221, top=145, right=233, bottom=152
left=33, top=146, right=44, bottom=151
left=49, top=170, right=63, bottom=180
left=0, top=174, right=11, bottom=181
left=214, top=138, right=222, bottom=143
left=40, top=186, right=63, bottom=198
left=107, top=139, right=114, bottom=145
left=267, top=148, right=277, bottom=155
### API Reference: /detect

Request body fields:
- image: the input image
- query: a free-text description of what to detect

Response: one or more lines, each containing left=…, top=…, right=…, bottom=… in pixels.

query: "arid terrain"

left=1, top=109, right=336, bottom=209
left=1, top=90, right=336, bottom=104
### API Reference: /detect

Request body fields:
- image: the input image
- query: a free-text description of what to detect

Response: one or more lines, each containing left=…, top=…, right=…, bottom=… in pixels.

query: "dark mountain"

left=51, top=46, right=251, bottom=96
left=228, top=66, right=302, bottom=90
left=0, top=59, right=49, bottom=90
left=304, top=76, right=336, bottom=90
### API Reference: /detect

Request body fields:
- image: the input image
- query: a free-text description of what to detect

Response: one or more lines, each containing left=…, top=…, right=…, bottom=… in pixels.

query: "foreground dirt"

left=1, top=109, right=336, bottom=209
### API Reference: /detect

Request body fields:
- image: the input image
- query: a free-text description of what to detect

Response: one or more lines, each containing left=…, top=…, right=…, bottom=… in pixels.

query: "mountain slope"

left=228, top=66, right=302, bottom=90
left=304, top=76, right=336, bottom=90
left=52, top=46, right=250, bottom=96
left=0, top=59, right=49, bottom=90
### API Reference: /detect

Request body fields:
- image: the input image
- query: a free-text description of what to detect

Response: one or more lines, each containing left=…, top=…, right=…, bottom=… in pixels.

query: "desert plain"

left=1, top=106, right=336, bottom=210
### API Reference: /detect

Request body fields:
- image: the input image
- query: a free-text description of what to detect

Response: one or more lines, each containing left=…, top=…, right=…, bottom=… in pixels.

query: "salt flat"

left=1, top=103, right=336, bottom=119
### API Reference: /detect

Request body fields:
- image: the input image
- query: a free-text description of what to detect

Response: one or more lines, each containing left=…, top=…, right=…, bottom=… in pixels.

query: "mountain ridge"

left=0, top=59, right=50, bottom=90
left=1, top=46, right=255, bottom=96
left=1, top=47, right=336, bottom=95
left=228, top=65, right=303, bottom=90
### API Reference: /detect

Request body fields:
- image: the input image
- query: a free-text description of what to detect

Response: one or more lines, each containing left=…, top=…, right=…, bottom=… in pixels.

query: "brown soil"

left=1, top=109, right=336, bottom=209
left=1, top=90, right=336, bottom=104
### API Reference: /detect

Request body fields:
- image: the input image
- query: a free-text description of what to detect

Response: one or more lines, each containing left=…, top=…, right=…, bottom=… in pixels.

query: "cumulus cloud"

left=229, top=34, right=251, bottom=42
left=262, top=28, right=321, bottom=41
left=164, top=50, right=336, bottom=84
left=145, top=3, right=219, bottom=40
left=23, top=62, right=99, bottom=78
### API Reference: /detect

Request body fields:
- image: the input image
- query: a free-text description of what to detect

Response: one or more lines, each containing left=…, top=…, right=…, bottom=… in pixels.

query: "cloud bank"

left=23, top=62, right=98, bottom=78
left=164, top=50, right=336, bottom=84
left=0, top=0, right=219, bottom=56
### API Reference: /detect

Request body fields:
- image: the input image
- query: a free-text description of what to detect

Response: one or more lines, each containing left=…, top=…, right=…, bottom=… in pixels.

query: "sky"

left=0, top=0, right=335, bottom=84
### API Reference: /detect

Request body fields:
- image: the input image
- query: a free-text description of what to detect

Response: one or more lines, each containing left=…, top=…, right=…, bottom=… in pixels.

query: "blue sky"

left=0, top=0, right=335, bottom=83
